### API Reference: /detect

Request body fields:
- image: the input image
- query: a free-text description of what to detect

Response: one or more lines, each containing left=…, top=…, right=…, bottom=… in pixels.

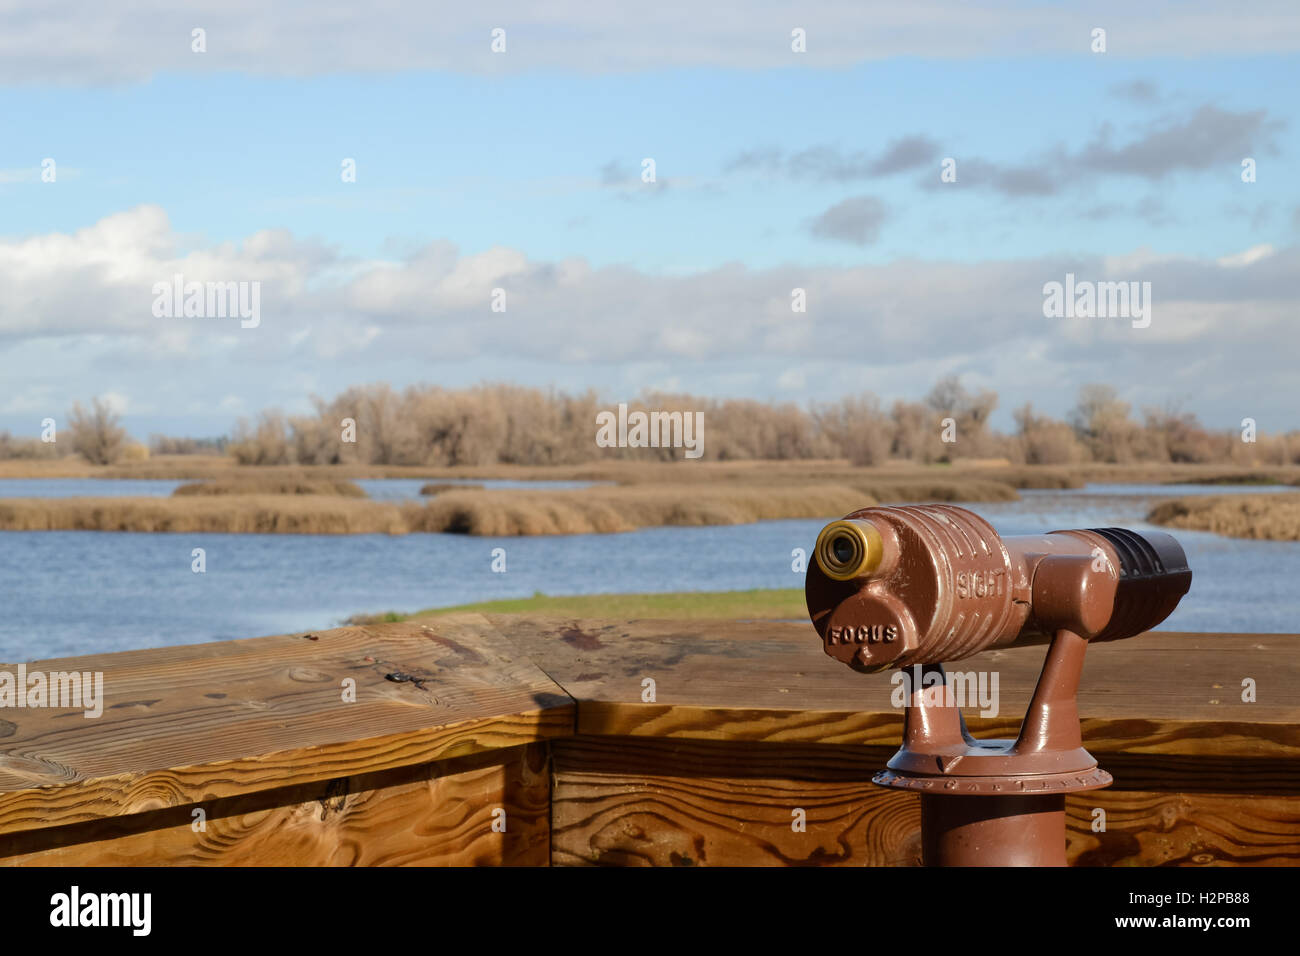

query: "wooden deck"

left=1, top=614, right=1297, bottom=865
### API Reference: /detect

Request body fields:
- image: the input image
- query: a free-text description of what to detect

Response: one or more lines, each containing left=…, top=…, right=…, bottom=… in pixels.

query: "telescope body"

left=806, top=504, right=1192, bottom=673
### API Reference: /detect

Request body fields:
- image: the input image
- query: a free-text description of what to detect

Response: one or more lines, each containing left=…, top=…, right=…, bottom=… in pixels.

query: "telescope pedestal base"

left=919, top=793, right=1066, bottom=867
left=874, top=635, right=1114, bottom=866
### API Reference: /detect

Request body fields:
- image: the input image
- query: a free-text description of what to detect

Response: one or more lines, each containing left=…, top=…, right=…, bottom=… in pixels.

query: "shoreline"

left=3, top=455, right=1299, bottom=486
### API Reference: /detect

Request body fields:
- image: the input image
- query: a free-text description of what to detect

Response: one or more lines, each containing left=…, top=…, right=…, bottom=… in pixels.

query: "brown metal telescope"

left=805, top=504, right=1192, bottom=866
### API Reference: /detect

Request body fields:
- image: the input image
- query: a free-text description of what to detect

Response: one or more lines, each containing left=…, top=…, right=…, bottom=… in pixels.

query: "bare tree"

left=1069, top=384, right=1140, bottom=462
left=228, top=411, right=293, bottom=465
left=923, top=375, right=1000, bottom=460
left=67, top=397, right=128, bottom=465
left=1013, top=403, right=1086, bottom=465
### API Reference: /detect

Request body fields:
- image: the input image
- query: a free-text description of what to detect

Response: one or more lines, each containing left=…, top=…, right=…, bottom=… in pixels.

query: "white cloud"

left=1217, top=244, right=1276, bottom=267
left=2, top=205, right=1298, bottom=431
left=98, top=391, right=130, bottom=415
left=0, top=385, right=56, bottom=415
left=2, top=2, right=1299, bottom=85
left=777, top=368, right=807, bottom=390
left=1101, top=246, right=1181, bottom=274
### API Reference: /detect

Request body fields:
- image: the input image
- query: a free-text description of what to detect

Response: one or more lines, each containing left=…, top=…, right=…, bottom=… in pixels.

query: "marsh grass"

left=419, top=482, right=484, bottom=495
left=0, top=496, right=408, bottom=534
left=406, top=483, right=876, bottom=535
left=0, top=479, right=1000, bottom=536
left=6, top=457, right=1300, bottom=536
left=173, top=477, right=367, bottom=497
left=1147, top=493, right=1300, bottom=541
left=1161, top=472, right=1288, bottom=486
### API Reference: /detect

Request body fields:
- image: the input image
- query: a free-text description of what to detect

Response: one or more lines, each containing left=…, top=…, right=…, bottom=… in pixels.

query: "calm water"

left=0, top=483, right=1293, bottom=660
left=0, top=478, right=187, bottom=498
left=355, top=477, right=604, bottom=500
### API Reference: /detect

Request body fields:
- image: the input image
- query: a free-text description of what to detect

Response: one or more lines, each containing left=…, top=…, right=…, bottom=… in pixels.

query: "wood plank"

left=1068, top=791, right=1300, bottom=867
left=496, top=617, right=1300, bottom=756
left=0, top=615, right=572, bottom=837
left=551, top=735, right=915, bottom=866
left=551, top=736, right=1300, bottom=867
left=0, top=743, right=550, bottom=866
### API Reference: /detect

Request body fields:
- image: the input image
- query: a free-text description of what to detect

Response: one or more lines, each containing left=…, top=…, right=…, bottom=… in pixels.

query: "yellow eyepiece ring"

left=814, top=519, right=884, bottom=581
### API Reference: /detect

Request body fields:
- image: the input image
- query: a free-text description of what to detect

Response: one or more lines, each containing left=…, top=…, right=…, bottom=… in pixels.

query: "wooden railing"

left=1, top=615, right=1297, bottom=865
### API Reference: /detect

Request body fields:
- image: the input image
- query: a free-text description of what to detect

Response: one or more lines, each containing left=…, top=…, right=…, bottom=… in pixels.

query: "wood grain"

left=1, top=744, right=550, bottom=866
left=552, top=735, right=916, bottom=866
left=552, top=736, right=1300, bottom=867
left=495, top=617, right=1300, bottom=757
left=1068, top=791, right=1300, bottom=867
left=0, top=615, right=572, bottom=836
left=3, top=613, right=1297, bottom=866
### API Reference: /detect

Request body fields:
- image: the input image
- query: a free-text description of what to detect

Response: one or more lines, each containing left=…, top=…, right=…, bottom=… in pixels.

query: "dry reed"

left=1146, top=493, right=1300, bottom=541
left=419, top=482, right=484, bottom=495
left=0, top=497, right=407, bottom=535
left=172, top=477, right=366, bottom=497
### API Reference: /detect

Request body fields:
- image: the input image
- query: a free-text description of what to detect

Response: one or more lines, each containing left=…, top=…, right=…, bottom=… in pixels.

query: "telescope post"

left=920, top=793, right=1067, bottom=867
left=879, top=631, right=1108, bottom=866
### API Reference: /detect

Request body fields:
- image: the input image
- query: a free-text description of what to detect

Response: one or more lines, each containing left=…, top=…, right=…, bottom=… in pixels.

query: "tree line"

left=3, top=379, right=1293, bottom=466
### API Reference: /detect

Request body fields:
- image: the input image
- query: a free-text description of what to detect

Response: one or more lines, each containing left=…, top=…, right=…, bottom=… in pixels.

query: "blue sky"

left=6, top=58, right=1295, bottom=268
left=1, top=2, right=1297, bottom=438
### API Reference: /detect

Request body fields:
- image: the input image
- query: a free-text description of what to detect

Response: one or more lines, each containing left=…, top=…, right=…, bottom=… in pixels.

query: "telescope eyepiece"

left=814, top=519, right=884, bottom=581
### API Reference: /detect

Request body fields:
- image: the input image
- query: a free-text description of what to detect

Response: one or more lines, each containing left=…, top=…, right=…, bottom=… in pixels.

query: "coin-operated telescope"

left=806, top=504, right=1192, bottom=866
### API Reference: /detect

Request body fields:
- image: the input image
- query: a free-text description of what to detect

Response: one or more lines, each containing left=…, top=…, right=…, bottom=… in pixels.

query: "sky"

left=1, top=1, right=1298, bottom=438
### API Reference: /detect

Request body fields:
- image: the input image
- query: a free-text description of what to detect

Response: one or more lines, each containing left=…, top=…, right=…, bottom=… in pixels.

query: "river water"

left=0, top=482, right=1292, bottom=660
